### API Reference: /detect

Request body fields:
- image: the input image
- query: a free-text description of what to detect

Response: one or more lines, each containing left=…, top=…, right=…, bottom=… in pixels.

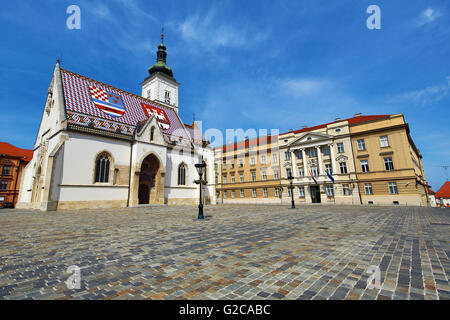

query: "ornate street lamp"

left=195, top=162, right=207, bottom=219
left=287, top=173, right=295, bottom=209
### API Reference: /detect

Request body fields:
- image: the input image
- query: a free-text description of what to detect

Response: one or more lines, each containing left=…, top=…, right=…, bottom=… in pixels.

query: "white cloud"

left=282, top=78, right=327, bottom=96
left=174, top=7, right=268, bottom=52
left=416, top=8, right=442, bottom=26
left=393, top=77, right=450, bottom=107
left=92, top=3, right=111, bottom=18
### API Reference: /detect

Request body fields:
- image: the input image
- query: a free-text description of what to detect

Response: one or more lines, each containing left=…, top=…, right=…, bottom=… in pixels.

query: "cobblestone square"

left=0, top=205, right=449, bottom=300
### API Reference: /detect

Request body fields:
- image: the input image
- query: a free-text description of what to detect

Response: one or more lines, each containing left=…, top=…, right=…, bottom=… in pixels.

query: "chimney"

left=289, top=129, right=293, bottom=132
left=302, top=125, right=308, bottom=129
left=335, top=118, right=341, bottom=121
left=354, top=113, right=362, bottom=117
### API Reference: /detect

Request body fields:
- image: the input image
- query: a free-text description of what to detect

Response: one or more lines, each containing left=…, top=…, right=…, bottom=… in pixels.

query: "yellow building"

left=349, top=114, right=428, bottom=206
left=214, top=136, right=282, bottom=204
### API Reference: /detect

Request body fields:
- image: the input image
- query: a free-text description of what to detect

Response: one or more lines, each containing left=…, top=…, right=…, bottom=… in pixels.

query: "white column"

left=330, top=144, right=337, bottom=174
left=316, top=146, right=323, bottom=175
left=302, top=149, right=307, bottom=177
left=290, top=150, right=297, bottom=178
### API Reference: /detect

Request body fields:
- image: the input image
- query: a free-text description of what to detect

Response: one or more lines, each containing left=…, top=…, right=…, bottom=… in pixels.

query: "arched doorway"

left=138, top=154, right=160, bottom=204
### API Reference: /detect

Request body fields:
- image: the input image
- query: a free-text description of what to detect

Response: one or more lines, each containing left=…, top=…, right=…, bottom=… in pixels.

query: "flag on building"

left=309, top=170, right=318, bottom=184
left=325, top=169, right=335, bottom=182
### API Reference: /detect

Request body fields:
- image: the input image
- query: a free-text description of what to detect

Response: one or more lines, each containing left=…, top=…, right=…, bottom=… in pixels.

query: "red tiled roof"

left=222, top=135, right=278, bottom=152
left=279, top=114, right=391, bottom=136
left=0, top=142, right=33, bottom=161
left=435, top=182, right=450, bottom=199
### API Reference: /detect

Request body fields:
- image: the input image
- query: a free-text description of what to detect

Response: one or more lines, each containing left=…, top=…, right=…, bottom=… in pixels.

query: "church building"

left=17, top=33, right=216, bottom=211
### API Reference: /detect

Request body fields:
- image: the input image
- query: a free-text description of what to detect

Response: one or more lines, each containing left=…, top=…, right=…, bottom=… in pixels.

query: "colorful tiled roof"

left=435, top=181, right=450, bottom=199
left=60, top=68, right=192, bottom=146
left=0, top=142, right=33, bottom=161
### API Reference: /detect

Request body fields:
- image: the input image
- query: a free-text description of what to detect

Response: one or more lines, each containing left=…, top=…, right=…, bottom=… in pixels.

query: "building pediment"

left=288, top=132, right=333, bottom=147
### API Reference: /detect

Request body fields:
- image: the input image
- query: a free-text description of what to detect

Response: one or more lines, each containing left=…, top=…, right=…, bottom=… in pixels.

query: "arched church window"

left=95, top=153, right=111, bottom=183
left=178, top=163, right=186, bottom=185
left=150, top=126, right=155, bottom=141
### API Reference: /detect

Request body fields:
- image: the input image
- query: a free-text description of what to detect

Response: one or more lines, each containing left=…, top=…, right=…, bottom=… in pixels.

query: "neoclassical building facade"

left=17, top=34, right=215, bottom=211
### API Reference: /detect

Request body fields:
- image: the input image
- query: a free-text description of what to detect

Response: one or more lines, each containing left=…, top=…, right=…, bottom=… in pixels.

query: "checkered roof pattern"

left=61, top=68, right=191, bottom=142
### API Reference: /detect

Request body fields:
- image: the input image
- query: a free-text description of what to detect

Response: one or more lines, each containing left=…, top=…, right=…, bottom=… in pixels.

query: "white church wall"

left=61, top=131, right=131, bottom=186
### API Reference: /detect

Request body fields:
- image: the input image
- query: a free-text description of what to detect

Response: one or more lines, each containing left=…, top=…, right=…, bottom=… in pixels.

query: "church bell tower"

left=141, top=30, right=179, bottom=112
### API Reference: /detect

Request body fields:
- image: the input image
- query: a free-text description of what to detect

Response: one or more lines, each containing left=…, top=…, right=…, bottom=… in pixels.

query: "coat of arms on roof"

left=89, top=85, right=126, bottom=118
left=141, top=103, right=170, bottom=130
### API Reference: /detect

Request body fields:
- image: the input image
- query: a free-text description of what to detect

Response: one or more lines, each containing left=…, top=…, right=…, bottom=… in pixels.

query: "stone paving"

left=0, top=205, right=449, bottom=300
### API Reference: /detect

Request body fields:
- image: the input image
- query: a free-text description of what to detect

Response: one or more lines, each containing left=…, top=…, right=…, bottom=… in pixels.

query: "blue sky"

left=0, top=0, right=449, bottom=190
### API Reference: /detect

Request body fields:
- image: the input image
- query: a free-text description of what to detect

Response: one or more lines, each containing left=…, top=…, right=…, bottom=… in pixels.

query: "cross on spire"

left=161, top=27, right=164, bottom=44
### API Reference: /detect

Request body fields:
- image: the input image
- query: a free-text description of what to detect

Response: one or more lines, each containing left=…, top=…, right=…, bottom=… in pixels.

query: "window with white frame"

left=262, top=171, right=267, bottom=181
left=339, top=162, right=347, bottom=174
left=224, top=191, right=227, bottom=198
left=364, top=183, right=373, bottom=195
left=274, top=170, right=279, bottom=180
left=231, top=175, right=235, bottom=183
left=298, top=186, right=305, bottom=197
left=231, top=190, right=235, bottom=198
left=337, top=142, right=345, bottom=153
left=240, top=190, right=244, bottom=198
left=239, top=159, right=243, bottom=167
left=263, top=188, right=268, bottom=197
left=323, top=146, right=330, bottom=155
left=261, top=155, right=266, bottom=164
left=251, top=172, right=256, bottom=182
left=309, top=148, right=317, bottom=157
left=239, top=174, right=244, bottom=183
left=384, top=157, right=394, bottom=171
left=357, top=139, right=366, bottom=151
left=286, top=167, right=292, bottom=178
left=388, top=182, right=398, bottom=194
left=252, top=189, right=257, bottom=198
left=298, top=167, right=304, bottom=177
left=275, top=188, right=280, bottom=197
left=380, top=135, right=390, bottom=148
left=250, top=157, right=255, bottom=165
left=223, top=162, right=227, bottom=169
left=311, top=167, right=318, bottom=177
left=297, top=150, right=303, bottom=159
left=325, top=164, right=332, bottom=174
left=285, top=151, right=291, bottom=161
left=343, top=184, right=351, bottom=196
left=231, top=161, right=235, bottom=169
left=361, top=160, right=370, bottom=173
left=272, top=153, right=278, bottom=163
left=326, top=185, right=334, bottom=197
left=223, top=176, right=227, bottom=184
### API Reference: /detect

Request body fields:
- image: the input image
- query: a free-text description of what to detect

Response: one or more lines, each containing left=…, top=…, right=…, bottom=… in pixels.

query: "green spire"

left=148, top=29, right=174, bottom=78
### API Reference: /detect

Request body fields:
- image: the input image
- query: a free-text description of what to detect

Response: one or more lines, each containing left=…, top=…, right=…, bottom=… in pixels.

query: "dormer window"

left=165, top=90, right=170, bottom=104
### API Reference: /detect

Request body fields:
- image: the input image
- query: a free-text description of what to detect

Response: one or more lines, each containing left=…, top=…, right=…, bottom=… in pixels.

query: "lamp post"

left=288, top=173, right=295, bottom=209
left=195, top=162, right=206, bottom=220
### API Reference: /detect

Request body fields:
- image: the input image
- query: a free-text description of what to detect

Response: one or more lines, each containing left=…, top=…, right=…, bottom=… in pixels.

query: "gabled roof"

left=60, top=68, right=192, bottom=146
left=0, top=142, right=33, bottom=161
left=435, top=182, right=450, bottom=199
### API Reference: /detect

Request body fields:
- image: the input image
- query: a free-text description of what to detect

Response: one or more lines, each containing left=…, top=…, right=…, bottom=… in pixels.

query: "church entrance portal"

left=138, top=154, right=160, bottom=205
